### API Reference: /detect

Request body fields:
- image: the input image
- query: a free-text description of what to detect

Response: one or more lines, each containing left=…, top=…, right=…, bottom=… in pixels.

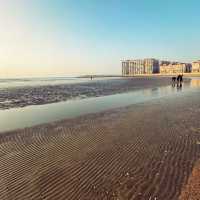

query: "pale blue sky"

left=0, top=0, right=200, bottom=77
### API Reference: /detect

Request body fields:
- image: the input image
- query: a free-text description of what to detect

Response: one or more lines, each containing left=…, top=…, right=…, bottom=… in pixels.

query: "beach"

left=0, top=77, right=173, bottom=110
left=179, top=161, right=200, bottom=200
left=0, top=79, right=200, bottom=200
left=1, top=0, right=200, bottom=199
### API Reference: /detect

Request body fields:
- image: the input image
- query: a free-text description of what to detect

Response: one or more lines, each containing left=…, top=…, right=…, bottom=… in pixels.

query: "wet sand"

left=179, top=161, right=200, bottom=200
left=0, top=88, right=200, bottom=199
left=0, top=77, right=174, bottom=109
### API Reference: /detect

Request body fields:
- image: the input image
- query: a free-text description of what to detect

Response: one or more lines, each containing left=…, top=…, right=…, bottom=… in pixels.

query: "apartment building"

left=122, top=58, right=198, bottom=76
left=192, top=61, right=200, bottom=73
left=122, top=58, right=159, bottom=76
left=160, top=62, right=192, bottom=74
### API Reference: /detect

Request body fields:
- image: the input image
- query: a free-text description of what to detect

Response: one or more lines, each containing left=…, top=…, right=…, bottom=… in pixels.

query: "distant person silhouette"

left=176, top=75, right=180, bottom=87
left=176, top=74, right=183, bottom=87
left=172, top=76, right=176, bottom=87
left=179, top=74, right=183, bottom=87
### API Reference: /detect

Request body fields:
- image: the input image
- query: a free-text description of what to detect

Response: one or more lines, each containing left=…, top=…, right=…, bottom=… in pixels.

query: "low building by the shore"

left=160, top=62, right=192, bottom=74
left=122, top=58, right=159, bottom=76
left=192, top=61, right=200, bottom=73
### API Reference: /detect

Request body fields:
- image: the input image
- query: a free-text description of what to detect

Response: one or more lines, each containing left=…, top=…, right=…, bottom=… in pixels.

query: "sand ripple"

left=0, top=92, right=200, bottom=200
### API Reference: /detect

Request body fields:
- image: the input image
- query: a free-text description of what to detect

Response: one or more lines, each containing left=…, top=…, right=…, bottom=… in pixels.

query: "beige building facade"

left=192, top=61, right=200, bottom=73
left=122, top=58, right=159, bottom=76
left=160, top=62, right=191, bottom=74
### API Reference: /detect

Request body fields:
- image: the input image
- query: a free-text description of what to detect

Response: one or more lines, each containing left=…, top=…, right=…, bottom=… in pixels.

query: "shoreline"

left=0, top=77, right=175, bottom=110
left=0, top=89, right=200, bottom=199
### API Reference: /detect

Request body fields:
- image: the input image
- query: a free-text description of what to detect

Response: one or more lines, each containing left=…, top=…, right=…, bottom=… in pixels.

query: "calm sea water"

left=0, top=78, right=199, bottom=133
left=0, top=77, right=120, bottom=89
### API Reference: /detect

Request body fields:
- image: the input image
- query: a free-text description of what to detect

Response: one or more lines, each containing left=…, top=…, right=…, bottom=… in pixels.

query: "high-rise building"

left=122, top=58, right=159, bottom=76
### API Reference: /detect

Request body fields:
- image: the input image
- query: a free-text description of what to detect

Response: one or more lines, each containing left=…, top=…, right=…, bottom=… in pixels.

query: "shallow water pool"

left=0, top=78, right=199, bottom=133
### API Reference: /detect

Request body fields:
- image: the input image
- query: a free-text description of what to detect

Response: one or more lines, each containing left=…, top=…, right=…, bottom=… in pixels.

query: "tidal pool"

left=0, top=78, right=199, bottom=133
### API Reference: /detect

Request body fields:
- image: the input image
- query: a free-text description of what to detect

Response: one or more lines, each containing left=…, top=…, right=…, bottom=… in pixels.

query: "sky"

left=0, top=0, right=200, bottom=78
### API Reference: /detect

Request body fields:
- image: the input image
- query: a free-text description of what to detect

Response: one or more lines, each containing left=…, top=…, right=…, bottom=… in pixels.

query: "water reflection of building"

left=122, top=58, right=159, bottom=76
left=160, top=62, right=192, bottom=74
left=192, top=61, right=200, bottom=73
left=190, top=79, right=200, bottom=87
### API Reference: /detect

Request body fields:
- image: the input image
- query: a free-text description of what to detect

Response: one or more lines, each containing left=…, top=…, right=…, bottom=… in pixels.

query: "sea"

left=0, top=77, right=119, bottom=89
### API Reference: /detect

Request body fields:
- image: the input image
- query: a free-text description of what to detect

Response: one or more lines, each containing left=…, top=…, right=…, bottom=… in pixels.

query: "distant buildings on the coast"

left=160, top=62, right=192, bottom=74
left=192, top=60, right=200, bottom=73
left=122, top=58, right=200, bottom=76
left=122, top=59, right=159, bottom=76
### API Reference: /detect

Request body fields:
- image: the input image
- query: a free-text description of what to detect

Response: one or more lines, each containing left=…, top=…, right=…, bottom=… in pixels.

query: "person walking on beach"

left=176, top=74, right=183, bottom=87
left=176, top=75, right=180, bottom=87
left=179, top=74, right=183, bottom=87
left=172, top=76, right=176, bottom=87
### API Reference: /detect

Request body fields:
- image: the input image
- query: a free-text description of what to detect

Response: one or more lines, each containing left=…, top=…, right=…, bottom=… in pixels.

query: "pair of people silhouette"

left=172, top=74, right=183, bottom=87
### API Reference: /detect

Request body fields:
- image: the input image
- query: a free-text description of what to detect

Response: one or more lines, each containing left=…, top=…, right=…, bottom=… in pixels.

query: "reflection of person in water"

left=91, top=76, right=93, bottom=80
left=177, top=83, right=182, bottom=91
